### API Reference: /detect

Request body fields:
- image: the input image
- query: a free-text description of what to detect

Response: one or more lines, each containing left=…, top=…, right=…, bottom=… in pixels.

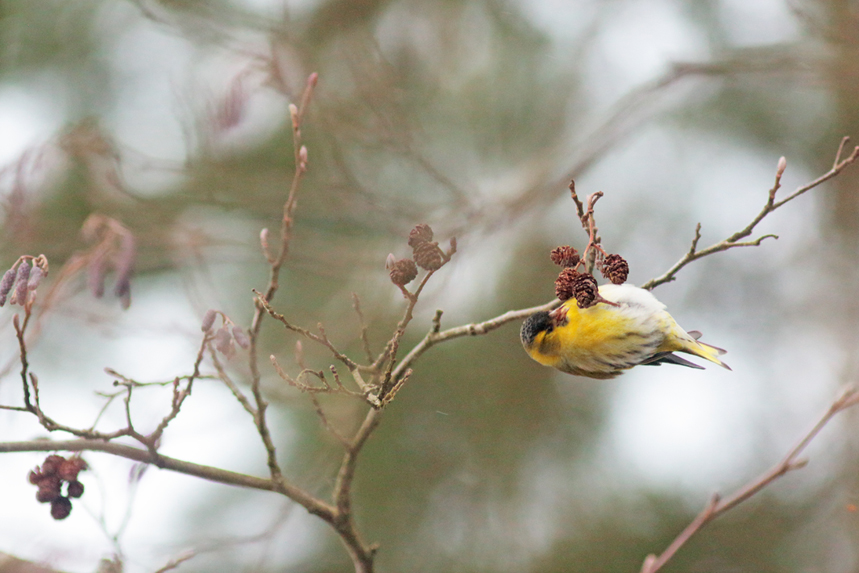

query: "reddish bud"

left=0, top=267, right=17, bottom=306
left=232, top=326, right=250, bottom=349
left=214, top=326, right=234, bottom=356
left=14, top=263, right=30, bottom=306
left=27, top=266, right=43, bottom=290
left=201, top=309, right=217, bottom=332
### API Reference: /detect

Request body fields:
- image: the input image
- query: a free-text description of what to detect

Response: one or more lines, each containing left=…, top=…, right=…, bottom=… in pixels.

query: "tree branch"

left=640, top=386, right=859, bottom=573
left=641, top=140, right=859, bottom=290
left=0, top=439, right=336, bottom=519
left=244, top=72, right=318, bottom=485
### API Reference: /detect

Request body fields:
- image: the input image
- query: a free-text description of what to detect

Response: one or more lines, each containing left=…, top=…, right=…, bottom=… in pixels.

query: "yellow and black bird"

left=521, top=284, right=730, bottom=379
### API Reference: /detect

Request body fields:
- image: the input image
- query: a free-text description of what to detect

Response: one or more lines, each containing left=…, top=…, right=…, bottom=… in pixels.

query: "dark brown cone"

left=555, top=268, right=580, bottom=302
left=550, top=246, right=580, bottom=268
left=408, top=224, right=434, bottom=247
left=573, top=273, right=599, bottom=308
left=41, top=455, right=65, bottom=476
left=601, top=254, right=629, bottom=285
left=413, top=242, right=444, bottom=271
left=50, top=497, right=72, bottom=520
left=389, top=259, right=418, bottom=286
left=35, top=475, right=62, bottom=503
left=67, top=481, right=84, bottom=498
left=37, top=487, right=60, bottom=504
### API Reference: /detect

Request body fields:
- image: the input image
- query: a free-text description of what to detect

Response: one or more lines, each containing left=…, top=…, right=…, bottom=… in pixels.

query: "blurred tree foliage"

left=1, top=0, right=859, bottom=572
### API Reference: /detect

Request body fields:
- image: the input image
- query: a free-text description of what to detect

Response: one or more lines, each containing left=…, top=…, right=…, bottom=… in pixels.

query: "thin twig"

left=254, top=291, right=359, bottom=372
left=209, top=343, right=257, bottom=416
left=152, top=550, right=196, bottom=573
left=146, top=335, right=209, bottom=449
left=309, top=393, right=351, bottom=447
left=642, top=140, right=859, bottom=290
left=13, top=312, right=34, bottom=411
left=352, top=293, right=375, bottom=364
left=391, top=299, right=559, bottom=383
left=376, top=238, right=456, bottom=401
left=639, top=386, right=859, bottom=573
left=376, top=270, right=436, bottom=400
left=245, top=72, right=317, bottom=485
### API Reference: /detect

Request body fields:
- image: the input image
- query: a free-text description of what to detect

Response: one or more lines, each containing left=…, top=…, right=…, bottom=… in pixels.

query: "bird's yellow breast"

left=556, top=303, right=653, bottom=354
left=536, top=301, right=666, bottom=377
left=521, top=284, right=728, bottom=378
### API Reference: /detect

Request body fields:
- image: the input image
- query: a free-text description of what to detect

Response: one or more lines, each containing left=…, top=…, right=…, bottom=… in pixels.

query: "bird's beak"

left=549, top=306, right=567, bottom=327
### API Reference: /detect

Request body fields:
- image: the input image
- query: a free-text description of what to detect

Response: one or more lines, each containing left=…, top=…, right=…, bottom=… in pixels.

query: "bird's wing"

left=640, top=351, right=705, bottom=369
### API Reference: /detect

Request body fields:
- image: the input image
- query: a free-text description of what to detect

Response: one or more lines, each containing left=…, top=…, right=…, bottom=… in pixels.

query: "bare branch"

left=391, top=299, right=559, bottom=382
left=152, top=550, right=196, bottom=573
left=146, top=334, right=209, bottom=448
left=209, top=344, right=257, bottom=417
left=253, top=290, right=359, bottom=372
left=352, top=293, right=374, bottom=364
left=244, top=72, right=318, bottom=485
left=642, top=140, right=859, bottom=290
left=309, top=393, right=351, bottom=448
left=0, top=439, right=335, bottom=518
left=640, top=386, right=859, bottom=573
left=13, top=311, right=34, bottom=411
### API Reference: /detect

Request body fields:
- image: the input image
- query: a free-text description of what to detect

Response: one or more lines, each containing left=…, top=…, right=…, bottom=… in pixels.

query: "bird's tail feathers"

left=686, top=338, right=731, bottom=371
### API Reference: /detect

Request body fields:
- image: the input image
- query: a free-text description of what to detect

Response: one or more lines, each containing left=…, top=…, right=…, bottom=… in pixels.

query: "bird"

left=520, top=283, right=730, bottom=379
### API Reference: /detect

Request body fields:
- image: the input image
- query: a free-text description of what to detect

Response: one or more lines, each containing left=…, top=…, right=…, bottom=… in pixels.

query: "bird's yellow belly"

left=551, top=305, right=664, bottom=377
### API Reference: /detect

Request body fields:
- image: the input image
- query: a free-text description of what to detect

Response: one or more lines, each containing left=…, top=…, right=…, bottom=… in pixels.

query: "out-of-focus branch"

left=391, top=300, right=560, bottom=383
left=639, top=386, right=859, bottom=573
left=352, top=293, right=375, bottom=364
left=641, top=138, right=859, bottom=290
left=246, top=71, right=317, bottom=485
left=11, top=304, right=212, bottom=450
left=152, top=550, right=197, bottom=573
left=0, top=439, right=335, bottom=518
left=462, top=45, right=823, bottom=237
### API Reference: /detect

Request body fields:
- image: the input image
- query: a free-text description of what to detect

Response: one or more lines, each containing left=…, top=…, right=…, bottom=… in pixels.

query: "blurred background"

left=1, top=0, right=859, bottom=571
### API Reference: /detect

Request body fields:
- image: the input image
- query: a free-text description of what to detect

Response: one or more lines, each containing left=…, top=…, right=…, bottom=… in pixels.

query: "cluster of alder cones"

left=28, top=454, right=87, bottom=520
left=387, top=224, right=454, bottom=286
left=550, top=246, right=628, bottom=308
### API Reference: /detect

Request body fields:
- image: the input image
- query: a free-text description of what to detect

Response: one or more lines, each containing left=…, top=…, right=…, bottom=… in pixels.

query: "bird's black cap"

left=520, top=311, right=553, bottom=347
